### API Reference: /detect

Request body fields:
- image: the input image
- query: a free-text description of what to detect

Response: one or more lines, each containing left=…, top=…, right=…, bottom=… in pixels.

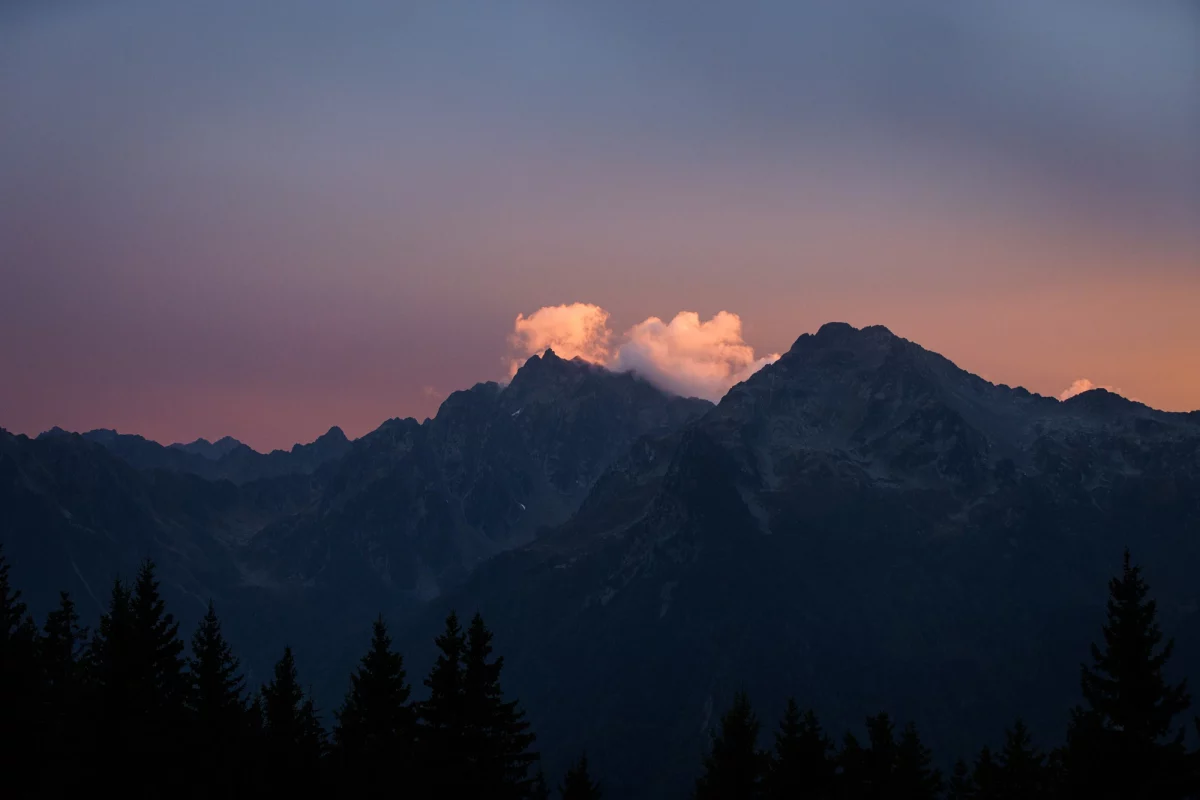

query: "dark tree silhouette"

left=765, top=699, right=834, bottom=799
left=420, top=610, right=469, bottom=792
left=894, top=722, right=942, bottom=799
left=530, top=769, right=550, bottom=800
left=333, top=615, right=415, bottom=791
left=39, top=591, right=89, bottom=752
left=560, top=752, right=602, bottom=800
left=972, top=745, right=1001, bottom=800
left=463, top=612, right=539, bottom=798
left=695, top=691, right=766, bottom=800
left=996, top=718, right=1049, bottom=798
left=261, top=646, right=325, bottom=786
left=0, top=545, right=39, bottom=772
left=1064, top=550, right=1192, bottom=798
left=188, top=600, right=252, bottom=790
left=946, top=758, right=975, bottom=800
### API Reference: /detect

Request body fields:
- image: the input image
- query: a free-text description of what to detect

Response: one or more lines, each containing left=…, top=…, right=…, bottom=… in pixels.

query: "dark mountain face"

left=396, top=323, right=1200, bottom=797
left=39, top=425, right=352, bottom=484
left=246, top=351, right=713, bottom=608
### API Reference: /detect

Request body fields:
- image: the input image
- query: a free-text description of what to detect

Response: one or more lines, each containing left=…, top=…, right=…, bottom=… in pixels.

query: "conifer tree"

left=40, top=591, right=89, bottom=749
left=694, top=691, right=766, bottom=800
left=421, top=610, right=469, bottom=792
left=188, top=600, right=251, bottom=788
left=334, top=615, right=415, bottom=790
left=765, top=699, right=834, bottom=799
left=261, top=646, right=326, bottom=786
left=946, top=758, right=975, bottom=800
left=87, top=577, right=135, bottom=763
left=894, top=722, right=942, bottom=799
left=463, top=612, right=539, bottom=797
left=840, top=713, right=899, bottom=799
left=0, top=545, right=39, bottom=771
left=997, top=718, right=1048, bottom=799
left=560, top=752, right=602, bottom=800
left=972, top=745, right=1001, bottom=800
left=1065, top=550, right=1191, bottom=798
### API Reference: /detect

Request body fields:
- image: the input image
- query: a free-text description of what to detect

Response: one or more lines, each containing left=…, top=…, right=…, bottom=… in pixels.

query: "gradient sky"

left=2, top=1, right=1198, bottom=451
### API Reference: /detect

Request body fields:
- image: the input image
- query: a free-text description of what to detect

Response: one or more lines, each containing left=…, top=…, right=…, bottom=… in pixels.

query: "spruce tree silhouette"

left=1064, top=549, right=1191, bottom=798
left=40, top=591, right=89, bottom=757
left=971, top=745, right=1001, bottom=800
left=0, top=545, right=39, bottom=774
left=765, top=699, right=834, bottom=799
left=560, top=752, right=602, bottom=800
left=261, top=646, right=326, bottom=788
left=188, top=600, right=251, bottom=791
left=945, top=758, right=975, bottom=800
left=333, top=615, right=415, bottom=791
left=996, top=718, right=1049, bottom=798
left=530, top=769, right=550, bottom=800
left=894, top=722, right=942, bottom=799
left=463, top=612, right=538, bottom=798
left=421, top=610, right=469, bottom=793
left=694, top=691, right=766, bottom=800
left=129, top=560, right=188, bottom=759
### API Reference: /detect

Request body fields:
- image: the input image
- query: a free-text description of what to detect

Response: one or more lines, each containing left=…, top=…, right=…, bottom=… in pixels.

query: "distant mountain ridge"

left=37, top=425, right=352, bottom=484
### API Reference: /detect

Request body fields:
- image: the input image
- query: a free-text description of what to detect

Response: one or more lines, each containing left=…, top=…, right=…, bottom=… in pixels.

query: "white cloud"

left=507, top=304, right=778, bottom=401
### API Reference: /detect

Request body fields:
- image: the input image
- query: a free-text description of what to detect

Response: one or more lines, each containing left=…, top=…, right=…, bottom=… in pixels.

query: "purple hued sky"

left=2, top=1, right=1198, bottom=451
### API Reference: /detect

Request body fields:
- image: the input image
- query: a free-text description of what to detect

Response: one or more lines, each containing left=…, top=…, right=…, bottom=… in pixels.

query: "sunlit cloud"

left=1059, top=378, right=1123, bottom=401
left=508, top=303, right=778, bottom=401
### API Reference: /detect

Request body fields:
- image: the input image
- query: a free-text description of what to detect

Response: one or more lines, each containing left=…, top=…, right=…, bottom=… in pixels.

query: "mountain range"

left=3, top=323, right=1198, bottom=797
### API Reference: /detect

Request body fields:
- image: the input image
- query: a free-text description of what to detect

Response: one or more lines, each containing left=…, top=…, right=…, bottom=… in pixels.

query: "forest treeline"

left=1, top=545, right=1198, bottom=799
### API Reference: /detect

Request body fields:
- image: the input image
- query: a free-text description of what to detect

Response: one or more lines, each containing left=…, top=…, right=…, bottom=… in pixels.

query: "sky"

left=2, top=1, right=1198, bottom=451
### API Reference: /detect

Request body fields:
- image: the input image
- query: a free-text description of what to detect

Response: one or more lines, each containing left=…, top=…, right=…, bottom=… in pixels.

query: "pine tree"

left=463, top=612, right=538, bottom=797
left=894, top=722, right=942, bottom=799
left=131, top=560, right=189, bottom=762
left=972, top=745, right=1001, bottom=800
left=946, top=758, right=975, bottom=800
left=261, top=646, right=326, bottom=787
left=421, top=610, right=469, bottom=792
left=333, top=615, right=415, bottom=790
left=188, top=600, right=251, bottom=789
left=997, top=718, right=1047, bottom=799
left=0, top=545, right=40, bottom=773
left=765, top=699, right=834, bottom=799
left=695, top=691, right=766, bottom=800
left=1065, top=550, right=1191, bottom=798
left=87, top=577, right=135, bottom=767
left=560, top=752, right=602, bottom=800
left=40, top=592, right=89, bottom=750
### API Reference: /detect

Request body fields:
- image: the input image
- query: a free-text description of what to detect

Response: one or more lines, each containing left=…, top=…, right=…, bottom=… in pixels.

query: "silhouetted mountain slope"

left=246, top=350, right=713, bottom=607
left=38, top=425, right=351, bottom=484
left=395, top=323, right=1200, bottom=797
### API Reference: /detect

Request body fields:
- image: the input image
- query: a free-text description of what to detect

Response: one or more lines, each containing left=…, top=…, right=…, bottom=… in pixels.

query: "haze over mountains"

left=3, top=322, right=1198, bottom=796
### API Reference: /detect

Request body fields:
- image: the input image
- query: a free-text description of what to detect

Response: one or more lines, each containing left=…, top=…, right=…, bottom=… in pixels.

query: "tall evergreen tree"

left=0, top=545, right=40, bottom=773
left=894, top=722, right=942, bottom=799
left=1065, top=550, right=1191, bottom=798
left=421, top=610, right=469, bottom=792
left=39, top=592, right=89, bottom=749
left=261, top=646, right=325, bottom=786
left=560, top=752, right=602, bottom=800
left=333, top=615, right=415, bottom=790
left=695, top=691, right=766, bottom=800
left=996, top=718, right=1048, bottom=799
left=130, top=560, right=188, bottom=731
left=946, top=758, right=975, bottom=800
left=840, top=713, right=900, bottom=799
left=765, top=699, right=834, bottom=799
left=972, top=745, right=1001, bottom=800
left=463, top=612, right=539, bottom=797
left=188, top=600, right=251, bottom=789
left=530, top=770, right=550, bottom=800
